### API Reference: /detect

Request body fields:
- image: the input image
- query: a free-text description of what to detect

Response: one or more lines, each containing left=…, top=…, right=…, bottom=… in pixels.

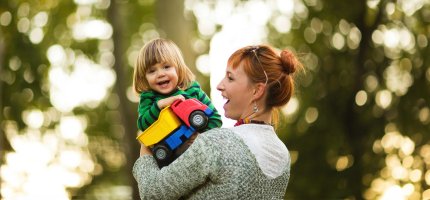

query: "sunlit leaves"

left=72, top=20, right=112, bottom=40
left=384, top=60, right=414, bottom=96
left=1, top=0, right=123, bottom=198
left=0, top=11, right=12, bottom=26
left=45, top=44, right=115, bottom=112
left=355, top=90, right=368, bottom=106
left=368, top=124, right=427, bottom=200
left=1, top=119, right=94, bottom=199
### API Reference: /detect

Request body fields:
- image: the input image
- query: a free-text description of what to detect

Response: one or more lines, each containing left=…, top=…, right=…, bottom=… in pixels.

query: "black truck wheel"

left=189, top=110, right=208, bottom=131
left=152, top=144, right=172, bottom=161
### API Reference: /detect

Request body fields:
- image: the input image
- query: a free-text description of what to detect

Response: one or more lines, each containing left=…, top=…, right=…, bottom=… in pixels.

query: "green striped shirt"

left=137, top=81, right=222, bottom=132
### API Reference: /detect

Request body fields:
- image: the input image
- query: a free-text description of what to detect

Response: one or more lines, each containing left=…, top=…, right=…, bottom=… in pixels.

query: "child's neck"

left=154, top=88, right=179, bottom=96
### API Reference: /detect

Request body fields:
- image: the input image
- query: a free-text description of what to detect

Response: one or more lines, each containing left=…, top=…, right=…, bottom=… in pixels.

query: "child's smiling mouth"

left=157, top=80, right=170, bottom=87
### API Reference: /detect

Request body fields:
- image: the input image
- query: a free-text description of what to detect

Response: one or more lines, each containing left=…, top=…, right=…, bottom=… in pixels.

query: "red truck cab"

left=171, top=98, right=214, bottom=131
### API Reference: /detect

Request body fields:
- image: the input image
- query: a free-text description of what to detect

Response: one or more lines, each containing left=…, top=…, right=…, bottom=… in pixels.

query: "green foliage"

left=269, top=0, right=430, bottom=199
left=0, top=0, right=155, bottom=199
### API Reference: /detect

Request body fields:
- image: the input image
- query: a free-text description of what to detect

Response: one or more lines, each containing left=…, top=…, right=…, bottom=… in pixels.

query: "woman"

left=133, top=44, right=302, bottom=199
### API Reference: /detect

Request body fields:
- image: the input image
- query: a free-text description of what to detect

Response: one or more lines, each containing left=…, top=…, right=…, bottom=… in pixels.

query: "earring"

left=253, top=101, right=259, bottom=113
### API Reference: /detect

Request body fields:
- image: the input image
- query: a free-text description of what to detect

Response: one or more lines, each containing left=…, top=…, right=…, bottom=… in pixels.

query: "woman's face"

left=217, top=63, right=255, bottom=120
left=145, top=62, right=178, bottom=94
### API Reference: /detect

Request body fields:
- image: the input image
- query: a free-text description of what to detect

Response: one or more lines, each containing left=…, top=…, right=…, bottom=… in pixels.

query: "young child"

left=133, top=38, right=222, bottom=164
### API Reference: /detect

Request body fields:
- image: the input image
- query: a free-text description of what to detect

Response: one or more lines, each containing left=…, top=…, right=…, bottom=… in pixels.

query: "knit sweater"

left=137, top=81, right=222, bottom=132
left=133, top=126, right=291, bottom=200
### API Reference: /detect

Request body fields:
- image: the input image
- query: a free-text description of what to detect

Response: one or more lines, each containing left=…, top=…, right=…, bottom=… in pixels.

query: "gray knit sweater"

left=133, top=127, right=291, bottom=200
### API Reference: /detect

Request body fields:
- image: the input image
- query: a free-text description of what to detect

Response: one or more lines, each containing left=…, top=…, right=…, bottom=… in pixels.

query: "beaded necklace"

left=234, top=118, right=272, bottom=127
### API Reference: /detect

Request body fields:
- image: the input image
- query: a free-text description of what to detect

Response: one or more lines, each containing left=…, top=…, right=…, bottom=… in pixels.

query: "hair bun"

left=280, top=50, right=297, bottom=75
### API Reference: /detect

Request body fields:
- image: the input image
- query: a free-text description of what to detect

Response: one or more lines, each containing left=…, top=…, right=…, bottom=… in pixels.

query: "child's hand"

left=157, top=95, right=185, bottom=109
left=140, top=144, right=153, bottom=156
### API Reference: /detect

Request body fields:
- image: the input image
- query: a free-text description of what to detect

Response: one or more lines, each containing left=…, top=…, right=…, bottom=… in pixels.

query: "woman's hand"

left=174, top=132, right=199, bottom=156
left=140, top=144, right=153, bottom=156
left=187, top=132, right=199, bottom=145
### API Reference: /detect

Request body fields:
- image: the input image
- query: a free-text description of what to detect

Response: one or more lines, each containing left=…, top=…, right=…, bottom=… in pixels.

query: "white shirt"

left=230, top=124, right=291, bottom=179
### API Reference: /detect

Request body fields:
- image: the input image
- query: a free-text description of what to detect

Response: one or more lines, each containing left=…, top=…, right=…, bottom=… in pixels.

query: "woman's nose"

left=216, top=81, right=223, bottom=91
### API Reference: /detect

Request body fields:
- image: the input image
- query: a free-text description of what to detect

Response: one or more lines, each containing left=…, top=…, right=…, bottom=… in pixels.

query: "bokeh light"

left=2, top=1, right=119, bottom=199
left=366, top=123, right=426, bottom=200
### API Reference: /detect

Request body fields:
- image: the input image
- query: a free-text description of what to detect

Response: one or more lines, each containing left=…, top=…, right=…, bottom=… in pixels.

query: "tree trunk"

left=344, top=1, right=386, bottom=199
left=107, top=1, right=140, bottom=200
left=155, top=0, right=197, bottom=75
left=0, top=27, right=5, bottom=200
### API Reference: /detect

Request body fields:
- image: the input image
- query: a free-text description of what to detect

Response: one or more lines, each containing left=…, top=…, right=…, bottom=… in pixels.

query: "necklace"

left=234, top=118, right=272, bottom=126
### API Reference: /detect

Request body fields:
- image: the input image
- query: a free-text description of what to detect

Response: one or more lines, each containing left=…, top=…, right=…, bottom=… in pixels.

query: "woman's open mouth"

left=222, top=95, right=230, bottom=106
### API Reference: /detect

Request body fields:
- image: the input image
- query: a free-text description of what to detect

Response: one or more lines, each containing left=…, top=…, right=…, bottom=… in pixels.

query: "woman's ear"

left=252, top=83, right=266, bottom=100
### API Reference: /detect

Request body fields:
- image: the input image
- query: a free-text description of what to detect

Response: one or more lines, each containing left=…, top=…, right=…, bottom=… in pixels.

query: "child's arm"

left=157, top=95, right=185, bottom=109
left=138, top=93, right=185, bottom=132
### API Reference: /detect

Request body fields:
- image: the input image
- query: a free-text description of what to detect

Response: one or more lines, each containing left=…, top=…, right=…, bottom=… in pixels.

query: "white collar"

left=230, top=124, right=290, bottom=179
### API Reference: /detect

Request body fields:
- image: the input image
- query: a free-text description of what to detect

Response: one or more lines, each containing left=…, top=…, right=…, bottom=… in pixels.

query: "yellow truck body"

left=136, top=106, right=182, bottom=146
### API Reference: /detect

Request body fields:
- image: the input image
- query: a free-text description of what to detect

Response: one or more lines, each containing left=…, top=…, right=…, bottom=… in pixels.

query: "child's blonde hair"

left=133, top=38, right=195, bottom=94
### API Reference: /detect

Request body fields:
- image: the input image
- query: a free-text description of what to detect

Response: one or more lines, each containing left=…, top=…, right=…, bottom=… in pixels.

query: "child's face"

left=145, top=62, right=179, bottom=94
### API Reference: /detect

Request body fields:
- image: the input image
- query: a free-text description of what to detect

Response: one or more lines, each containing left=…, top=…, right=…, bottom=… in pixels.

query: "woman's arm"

left=133, top=133, right=217, bottom=200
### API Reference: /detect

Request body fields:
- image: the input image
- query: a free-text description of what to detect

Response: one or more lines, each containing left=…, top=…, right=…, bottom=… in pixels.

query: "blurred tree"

left=266, top=0, right=430, bottom=199
left=155, top=0, right=207, bottom=90
left=1, top=0, right=198, bottom=199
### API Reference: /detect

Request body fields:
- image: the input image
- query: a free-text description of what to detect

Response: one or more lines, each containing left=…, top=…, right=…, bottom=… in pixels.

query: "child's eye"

left=163, top=65, right=171, bottom=69
left=147, top=69, right=155, bottom=74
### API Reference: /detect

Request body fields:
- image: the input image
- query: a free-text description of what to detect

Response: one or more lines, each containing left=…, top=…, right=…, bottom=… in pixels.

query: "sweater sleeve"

left=137, top=91, right=161, bottom=131
left=132, top=132, right=218, bottom=200
left=185, top=82, right=222, bottom=130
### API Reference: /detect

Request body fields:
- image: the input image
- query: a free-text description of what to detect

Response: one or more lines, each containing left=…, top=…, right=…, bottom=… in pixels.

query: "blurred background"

left=1, top=0, right=430, bottom=199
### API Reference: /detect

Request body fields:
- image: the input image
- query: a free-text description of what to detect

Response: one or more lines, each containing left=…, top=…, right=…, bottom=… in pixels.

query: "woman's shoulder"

left=193, top=128, right=247, bottom=154
left=200, top=128, right=237, bottom=139
left=193, top=128, right=240, bottom=147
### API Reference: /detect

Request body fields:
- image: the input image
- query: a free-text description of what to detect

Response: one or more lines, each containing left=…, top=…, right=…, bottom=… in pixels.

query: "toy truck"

left=136, top=98, right=214, bottom=166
